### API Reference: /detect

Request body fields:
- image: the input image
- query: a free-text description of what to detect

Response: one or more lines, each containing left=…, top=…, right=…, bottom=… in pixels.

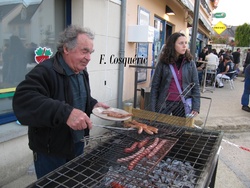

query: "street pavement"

left=216, top=131, right=250, bottom=188
left=197, top=76, right=250, bottom=132
left=2, top=76, right=250, bottom=188
left=198, top=76, right=250, bottom=188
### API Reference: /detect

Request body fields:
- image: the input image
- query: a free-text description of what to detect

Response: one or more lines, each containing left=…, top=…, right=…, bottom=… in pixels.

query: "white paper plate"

left=92, top=107, right=132, bottom=121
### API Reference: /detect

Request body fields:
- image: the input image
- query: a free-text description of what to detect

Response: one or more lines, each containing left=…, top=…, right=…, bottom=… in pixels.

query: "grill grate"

left=27, top=124, right=223, bottom=188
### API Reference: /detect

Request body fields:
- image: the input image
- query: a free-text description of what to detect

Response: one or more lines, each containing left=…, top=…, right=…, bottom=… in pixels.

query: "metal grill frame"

left=27, top=123, right=223, bottom=188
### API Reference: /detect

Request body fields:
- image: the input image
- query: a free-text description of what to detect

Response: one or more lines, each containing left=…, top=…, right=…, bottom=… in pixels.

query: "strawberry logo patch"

left=35, top=47, right=53, bottom=64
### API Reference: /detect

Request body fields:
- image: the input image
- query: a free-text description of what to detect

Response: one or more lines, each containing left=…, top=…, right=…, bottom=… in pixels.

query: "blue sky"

left=212, top=0, right=249, bottom=26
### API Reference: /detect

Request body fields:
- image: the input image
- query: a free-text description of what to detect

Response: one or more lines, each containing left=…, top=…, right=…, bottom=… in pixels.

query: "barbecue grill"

left=26, top=108, right=223, bottom=188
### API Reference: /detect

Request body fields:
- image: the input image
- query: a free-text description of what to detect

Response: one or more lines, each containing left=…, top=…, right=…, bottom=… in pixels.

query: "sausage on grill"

left=124, top=142, right=139, bottom=153
left=117, top=147, right=145, bottom=163
left=147, top=125, right=158, bottom=134
left=144, top=128, right=154, bottom=135
left=130, top=120, right=158, bottom=134
left=124, top=122, right=143, bottom=134
left=147, top=137, right=160, bottom=150
left=137, top=137, right=150, bottom=149
left=128, top=148, right=150, bottom=170
left=128, top=137, right=160, bottom=170
left=147, top=139, right=167, bottom=159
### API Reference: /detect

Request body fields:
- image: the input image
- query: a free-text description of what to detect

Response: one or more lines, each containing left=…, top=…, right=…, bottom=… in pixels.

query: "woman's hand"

left=187, top=110, right=199, bottom=118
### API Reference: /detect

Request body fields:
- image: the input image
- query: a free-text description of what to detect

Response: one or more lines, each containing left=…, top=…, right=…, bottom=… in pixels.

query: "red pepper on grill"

left=110, top=181, right=125, bottom=188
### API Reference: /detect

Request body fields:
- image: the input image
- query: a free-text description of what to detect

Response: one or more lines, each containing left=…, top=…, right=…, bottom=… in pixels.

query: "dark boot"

left=242, top=106, right=250, bottom=112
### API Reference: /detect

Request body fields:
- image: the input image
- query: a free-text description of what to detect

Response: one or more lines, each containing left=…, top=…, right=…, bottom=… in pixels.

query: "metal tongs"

left=93, top=124, right=135, bottom=131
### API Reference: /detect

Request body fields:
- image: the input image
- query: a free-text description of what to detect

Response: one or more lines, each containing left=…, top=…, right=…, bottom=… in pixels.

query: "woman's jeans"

left=34, top=141, right=84, bottom=179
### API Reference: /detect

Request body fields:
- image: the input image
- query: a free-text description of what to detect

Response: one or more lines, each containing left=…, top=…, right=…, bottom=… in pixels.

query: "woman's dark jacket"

left=150, top=59, right=200, bottom=113
left=12, top=52, right=98, bottom=158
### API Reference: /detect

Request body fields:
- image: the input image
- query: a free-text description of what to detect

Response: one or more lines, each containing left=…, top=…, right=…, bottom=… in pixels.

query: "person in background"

left=232, top=48, right=241, bottom=74
left=205, top=48, right=219, bottom=69
left=196, top=47, right=208, bottom=86
left=3, top=35, right=28, bottom=85
left=150, top=32, right=200, bottom=118
left=26, top=42, right=38, bottom=64
left=12, top=25, right=109, bottom=179
left=226, top=49, right=234, bottom=62
left=212, top=49, right=218, bottom=57
left=205, top=49, right=219, bottom=86
left=198, top=46, right=208, bottom=61
left=243, top=49, right=250, bottom=74
left=2, top=43, right=11, bottom=83
left=218, top=49, right=226, bottom=63
left=216, top=55, right=234, bottom=88
left=196, top=62, right=204, bottom=85
left=241, top=64, right=250, bottom=112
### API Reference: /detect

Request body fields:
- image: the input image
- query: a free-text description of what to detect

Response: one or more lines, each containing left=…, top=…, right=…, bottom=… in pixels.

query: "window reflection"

left=0, top=0, right=64, bottom=117
left=3, top=35, right=29, bottom=85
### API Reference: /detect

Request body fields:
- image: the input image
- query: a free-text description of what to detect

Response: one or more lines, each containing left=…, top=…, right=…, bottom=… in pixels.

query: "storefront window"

left=153, top=17, right=165, bottom=65
left=0, top=0, right=66, bottom=124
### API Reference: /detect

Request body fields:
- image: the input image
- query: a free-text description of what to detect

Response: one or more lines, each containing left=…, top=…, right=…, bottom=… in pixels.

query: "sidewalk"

left=2, top=76, right=250, bottom=188
left=197, top=76, right=250, bottom=132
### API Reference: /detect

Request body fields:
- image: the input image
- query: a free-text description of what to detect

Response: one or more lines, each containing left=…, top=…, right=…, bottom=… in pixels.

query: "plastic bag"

left=184, top=98, right=192, bottom=116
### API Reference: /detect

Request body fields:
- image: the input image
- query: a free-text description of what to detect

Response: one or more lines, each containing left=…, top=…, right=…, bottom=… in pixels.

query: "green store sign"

left=213, top=12, right=226, bottom=18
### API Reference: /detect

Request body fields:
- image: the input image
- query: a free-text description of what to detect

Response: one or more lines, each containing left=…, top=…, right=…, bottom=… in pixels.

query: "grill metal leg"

left=209, top=158, right=218, bottom=188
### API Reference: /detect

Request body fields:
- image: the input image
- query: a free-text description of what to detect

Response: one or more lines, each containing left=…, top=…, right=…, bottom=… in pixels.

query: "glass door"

left=152, top=17, right=165, bottom=77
